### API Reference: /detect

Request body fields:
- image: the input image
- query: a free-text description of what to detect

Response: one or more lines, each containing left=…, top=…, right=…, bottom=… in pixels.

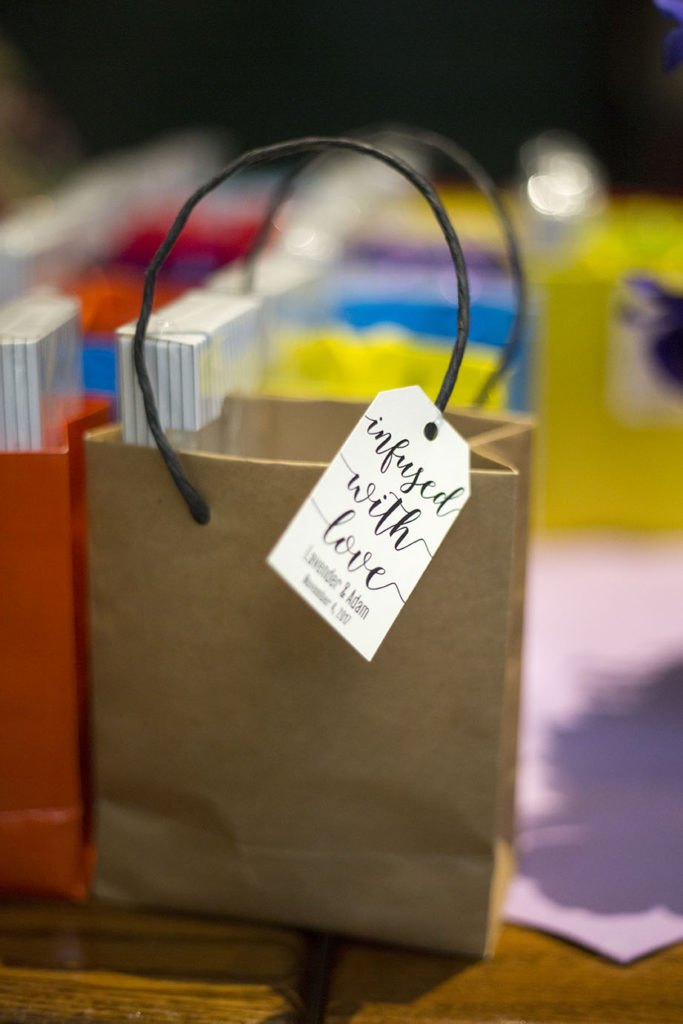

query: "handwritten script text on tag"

left=268, top=386, right=470, bottom=660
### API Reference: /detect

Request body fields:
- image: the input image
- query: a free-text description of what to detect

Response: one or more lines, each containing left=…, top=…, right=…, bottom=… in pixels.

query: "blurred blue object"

left=82, top=333, right=118, bottom=398
left=331, top=259, right=531, bottom=410
left=339, top=297, right=514, bottom=348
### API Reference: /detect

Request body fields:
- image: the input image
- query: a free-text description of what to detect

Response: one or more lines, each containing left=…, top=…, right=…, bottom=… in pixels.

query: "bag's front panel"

left=88, top=413, right=520, bottom=955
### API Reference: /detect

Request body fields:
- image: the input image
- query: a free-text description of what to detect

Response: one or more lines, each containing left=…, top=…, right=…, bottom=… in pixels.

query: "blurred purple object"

left=505, top=537, right=683, bottom=962
left=653, top=328, right=683, bottom=386
left=626, top=275, right=683, bottom=389
left=654, top=0, right=683, bottom=71
left=347, top=239, right=504, bottom=274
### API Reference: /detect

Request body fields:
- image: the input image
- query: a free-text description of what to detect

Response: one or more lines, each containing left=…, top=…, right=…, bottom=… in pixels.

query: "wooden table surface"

left=0, top=901, right=310, bottom=1024
left=0, top=901, right=681, bottom=1024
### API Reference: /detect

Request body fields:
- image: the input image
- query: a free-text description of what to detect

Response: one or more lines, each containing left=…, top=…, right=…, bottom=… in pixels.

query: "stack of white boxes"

left=116, top=289, right=264, bottom=445
left=0, top=289, right=82, bottom=450
left=0, top=131, right=225, bottom=306
left=207, top=250, right=326, bottom=332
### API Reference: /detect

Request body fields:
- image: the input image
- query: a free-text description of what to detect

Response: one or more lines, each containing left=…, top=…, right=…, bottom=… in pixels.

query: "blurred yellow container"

left=533, top=194, right=683, bottom=530
left=263, top=326, right=506, bottom=409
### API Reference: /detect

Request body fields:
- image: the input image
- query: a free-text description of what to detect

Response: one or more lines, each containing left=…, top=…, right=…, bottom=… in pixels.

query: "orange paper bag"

left=0, top=399, right=111, bottom=899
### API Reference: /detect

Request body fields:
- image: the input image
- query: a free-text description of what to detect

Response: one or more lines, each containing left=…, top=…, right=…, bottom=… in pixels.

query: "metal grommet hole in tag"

left=424, top=422, right=438, bottom=441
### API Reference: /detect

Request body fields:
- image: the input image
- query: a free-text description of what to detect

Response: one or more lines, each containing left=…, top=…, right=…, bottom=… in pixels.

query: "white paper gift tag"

left=268, top=386, right=471, bottom=660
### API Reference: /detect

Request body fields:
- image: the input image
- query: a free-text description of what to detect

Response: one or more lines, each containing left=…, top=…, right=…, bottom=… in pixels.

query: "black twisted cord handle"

left=133, top=136, right=471, bottom=523
left=241, top=125, right=526, bottom=406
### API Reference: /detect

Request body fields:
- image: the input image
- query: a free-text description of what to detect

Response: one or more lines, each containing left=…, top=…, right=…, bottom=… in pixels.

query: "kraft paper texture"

left=86, top=396, right=532, bottom=956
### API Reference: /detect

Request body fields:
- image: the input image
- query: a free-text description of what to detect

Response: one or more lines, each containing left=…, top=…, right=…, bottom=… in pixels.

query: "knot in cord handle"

left=132, top=135, right=471, bottom=524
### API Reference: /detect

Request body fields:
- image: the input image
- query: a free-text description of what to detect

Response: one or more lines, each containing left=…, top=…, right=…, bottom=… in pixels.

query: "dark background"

left=2, top=0, right=683, bottom=189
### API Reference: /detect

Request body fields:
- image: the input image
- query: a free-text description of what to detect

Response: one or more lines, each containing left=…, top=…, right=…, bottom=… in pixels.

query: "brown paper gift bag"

left=86, top=136, right=532, bottom=956
left=86, top=395, right=530, bottom=956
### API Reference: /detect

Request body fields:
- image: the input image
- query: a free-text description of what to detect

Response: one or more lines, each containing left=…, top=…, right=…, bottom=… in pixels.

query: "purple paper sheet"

left=504, top=535, right=683, bottom=962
